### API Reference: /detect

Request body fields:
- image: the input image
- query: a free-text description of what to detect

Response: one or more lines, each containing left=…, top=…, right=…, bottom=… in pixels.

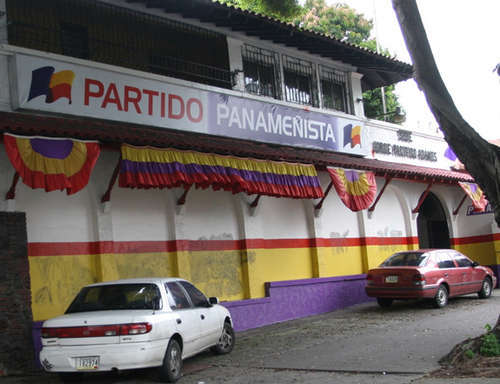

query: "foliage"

left=296, top=0, right=402, bottom=121
left=480, top=324, right=500, bottom=357
left=297, top=0, right=372, bottom=46
left=219, top=0, right=403, bottom=121
left=464, top=349, right=475, bottom=359
left=217, top=0, right=303, bottom=21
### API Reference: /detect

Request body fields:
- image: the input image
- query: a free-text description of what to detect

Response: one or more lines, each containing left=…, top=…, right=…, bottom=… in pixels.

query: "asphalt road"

left=4, top=290, right=500, bottom=384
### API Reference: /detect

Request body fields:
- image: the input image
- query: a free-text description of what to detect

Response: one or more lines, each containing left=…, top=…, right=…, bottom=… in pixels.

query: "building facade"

left=0, top=0, right=498, bottom=374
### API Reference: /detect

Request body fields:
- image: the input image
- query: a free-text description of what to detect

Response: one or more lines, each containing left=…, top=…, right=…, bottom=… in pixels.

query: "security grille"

left=6, top=0, right=232, bottom=88
left=241, top=44, right=281, bottom=99
left=319, top=65, right=351, bottom=114
left=282, top=55, right=318, bottom=107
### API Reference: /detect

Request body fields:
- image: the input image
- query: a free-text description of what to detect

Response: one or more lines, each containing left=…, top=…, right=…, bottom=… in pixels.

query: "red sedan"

left=365, top=249, right=497, bottom=308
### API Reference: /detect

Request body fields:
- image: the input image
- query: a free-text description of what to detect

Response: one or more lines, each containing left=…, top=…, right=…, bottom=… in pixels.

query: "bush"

left=480, top=324, right=500, bottom=357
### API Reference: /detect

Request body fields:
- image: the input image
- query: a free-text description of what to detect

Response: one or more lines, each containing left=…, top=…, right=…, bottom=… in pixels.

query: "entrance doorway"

left=417, top=192, right=451, bottom=249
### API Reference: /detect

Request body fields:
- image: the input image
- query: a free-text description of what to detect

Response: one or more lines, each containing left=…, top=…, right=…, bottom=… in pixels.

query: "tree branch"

left=392, top=0, right=500, bottom=226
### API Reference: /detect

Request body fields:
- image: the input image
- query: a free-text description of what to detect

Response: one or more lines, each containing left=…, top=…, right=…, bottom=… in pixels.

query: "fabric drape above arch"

left=3, top=133, right=100, bottom=195
left=119, top=144, right=323, bottom=199
left=327, top=167, right=377, bottom=211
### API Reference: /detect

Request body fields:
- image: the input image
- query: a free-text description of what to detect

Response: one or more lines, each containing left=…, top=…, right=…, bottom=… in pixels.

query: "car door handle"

left=176, top=318, right=182, bottom=324
left=444, top=273, right=448, bottom=277
left=200, top=314, right=205, bottom=320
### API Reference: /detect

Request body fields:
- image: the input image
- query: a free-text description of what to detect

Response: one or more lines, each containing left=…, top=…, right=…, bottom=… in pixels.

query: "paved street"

left=3, top=290, right=499, bottom=384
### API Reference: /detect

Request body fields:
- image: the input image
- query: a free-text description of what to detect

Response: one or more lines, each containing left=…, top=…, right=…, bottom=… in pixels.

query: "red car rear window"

left=381, top=252, right=428, bottom=267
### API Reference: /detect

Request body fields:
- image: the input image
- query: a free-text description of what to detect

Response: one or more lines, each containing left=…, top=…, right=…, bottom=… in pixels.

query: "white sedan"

left=39, top=278, right=235, bottom=382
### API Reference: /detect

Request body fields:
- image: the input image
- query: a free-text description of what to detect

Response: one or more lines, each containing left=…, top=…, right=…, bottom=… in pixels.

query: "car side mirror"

left=471, top=261, right=479, bottom=267
left=208, top=297, right=219, bottom=305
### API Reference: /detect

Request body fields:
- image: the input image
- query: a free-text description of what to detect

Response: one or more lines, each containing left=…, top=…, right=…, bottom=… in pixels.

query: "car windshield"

left=380, top=252, right=428, bottom=267
left=66, top=283, right=161, bottom=313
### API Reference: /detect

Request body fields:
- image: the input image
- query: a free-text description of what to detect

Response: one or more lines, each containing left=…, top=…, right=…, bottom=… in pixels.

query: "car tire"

left=376, top=298, right=393, bottom=308
left=159, top=338, right=182, bottom=383
left=211, top=321, right=235, bottom=355
left=478, top=278, right=492, bottom=299
left=433, top=285, right=448, bottom=308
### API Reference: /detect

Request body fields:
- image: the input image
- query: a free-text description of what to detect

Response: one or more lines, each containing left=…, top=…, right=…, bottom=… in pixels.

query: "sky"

left=336, top=0, right=500, bottom=140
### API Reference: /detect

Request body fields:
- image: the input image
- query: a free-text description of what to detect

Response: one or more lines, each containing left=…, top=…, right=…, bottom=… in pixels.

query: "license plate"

left=385, top=275, right=398, bottom=283
left=76, top=356, right=99, bottom=370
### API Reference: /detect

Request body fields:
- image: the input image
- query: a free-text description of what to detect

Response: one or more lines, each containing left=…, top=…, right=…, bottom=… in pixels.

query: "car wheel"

left=433, top=285, right=448, bottom=308
left=478, top=278, right=492, bottom=299
left=159, top=338, right=182, bottom=383
left=376, top=298, right=393, bottom=308
left=211, top=321, right=235, bottom=355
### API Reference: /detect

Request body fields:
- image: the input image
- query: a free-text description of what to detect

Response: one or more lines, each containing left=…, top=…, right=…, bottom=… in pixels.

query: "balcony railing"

left=6, top=0, right=233, bottom=89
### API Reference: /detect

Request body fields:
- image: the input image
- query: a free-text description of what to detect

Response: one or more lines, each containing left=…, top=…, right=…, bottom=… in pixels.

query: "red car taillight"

left=41, top=323, right=152, bottom=338
left=412, top=273, right=426, bottom=286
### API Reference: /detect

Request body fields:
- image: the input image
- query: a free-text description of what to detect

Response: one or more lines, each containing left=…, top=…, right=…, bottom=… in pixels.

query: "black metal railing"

left=242, top=44, right=282, bottom=100
left=282, top=55, right=318, bottom=107
left=6, top=0, right=232, bottom=89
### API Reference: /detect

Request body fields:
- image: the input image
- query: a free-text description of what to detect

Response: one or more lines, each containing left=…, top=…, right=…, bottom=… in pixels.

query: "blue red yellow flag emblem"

left=27, top=66, right=75, bottom=104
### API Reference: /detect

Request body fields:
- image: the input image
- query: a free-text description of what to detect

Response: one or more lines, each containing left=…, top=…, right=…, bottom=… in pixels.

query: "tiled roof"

left=130, top=0, right=413, bottom=91
left=0, top=111, right=473, bottom=184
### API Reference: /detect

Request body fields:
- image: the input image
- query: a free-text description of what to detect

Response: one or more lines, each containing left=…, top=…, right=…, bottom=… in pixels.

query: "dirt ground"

left=429, top=319, right=500, bottom=379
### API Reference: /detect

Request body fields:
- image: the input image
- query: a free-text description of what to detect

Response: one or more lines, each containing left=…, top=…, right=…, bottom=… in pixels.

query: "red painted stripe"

left=451, top=234, right=497, bottom=245
left=28, top=236, right=420, bottom=257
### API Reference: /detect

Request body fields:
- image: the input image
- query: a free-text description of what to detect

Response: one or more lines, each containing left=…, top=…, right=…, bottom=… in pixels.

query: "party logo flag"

left=343, top=124, right=362, bottom=148
left=3, top=133, right=100, bottom=195
left=327, top=167, right=377, bottom=211
left=458, top=182, right=488, bottom=212
left=27, top=66, right=75, bottom=104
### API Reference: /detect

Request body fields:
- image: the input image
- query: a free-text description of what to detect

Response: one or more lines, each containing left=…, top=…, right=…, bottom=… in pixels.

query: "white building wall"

left=16, top=179, right=97, bottom=243
left=181, top=188, right=240, bottom=241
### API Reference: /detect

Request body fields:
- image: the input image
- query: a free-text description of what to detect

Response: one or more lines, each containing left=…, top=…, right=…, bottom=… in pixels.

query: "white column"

left=350, top=72, right=365, bottom=118
left=226, top=36, right=245, bottom=91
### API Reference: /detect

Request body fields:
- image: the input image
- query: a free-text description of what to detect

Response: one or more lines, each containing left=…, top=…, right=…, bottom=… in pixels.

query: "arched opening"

left=417, top=192, right=450, bottom=249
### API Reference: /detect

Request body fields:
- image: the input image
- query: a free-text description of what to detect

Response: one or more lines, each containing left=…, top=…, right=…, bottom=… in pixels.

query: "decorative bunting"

left=327, top=167, right=377, bottom=211
left=458, top=182, right=488, bottom=212
left=119, top=144, right=323, bottom=199
left=3, top=133, right=100, bottom=195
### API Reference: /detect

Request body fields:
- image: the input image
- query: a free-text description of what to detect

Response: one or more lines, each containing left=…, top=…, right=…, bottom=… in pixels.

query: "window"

left=282, top=55, right=318, bottom=107
left=166, top=282, right=191, bottom=310
left=66, top=284, right=161, bottom=313
left=319, top=65, right=350, bottom=113
left=60, top=23, right=89, bottom=60
left=381, top=252, right=428, bottom=267
left=180, top=281, right=209, bottom=308
left=242, top=45, right=281, bottom=99
left=436, top=253, right=456, bottom=269
left=454, top=254, right=473, bottom=268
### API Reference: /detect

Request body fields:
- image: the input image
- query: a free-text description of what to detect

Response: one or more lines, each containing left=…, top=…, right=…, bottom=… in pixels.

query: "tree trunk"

left=392, top=0, right=500, bottom=227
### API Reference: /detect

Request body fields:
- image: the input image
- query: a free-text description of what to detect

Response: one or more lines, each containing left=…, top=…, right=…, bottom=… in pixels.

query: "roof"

left=131, top=0, right=413, bottom=91
left=0, top=111, right=473, bottom=184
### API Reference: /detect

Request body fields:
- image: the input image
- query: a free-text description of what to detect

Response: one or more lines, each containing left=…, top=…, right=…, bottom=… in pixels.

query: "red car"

left=365, top=249, right=497, bottom=308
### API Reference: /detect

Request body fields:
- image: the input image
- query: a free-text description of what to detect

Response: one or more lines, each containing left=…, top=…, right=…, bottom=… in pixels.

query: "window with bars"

left=282, top=55, right=318, bottom=107
left=241, top=45, right=281, bottom=100
left=319, top=65, right=351, bottom=113
left=60, top=23, right=89, bottom=59
left=6, top=0, right=232, bottom=89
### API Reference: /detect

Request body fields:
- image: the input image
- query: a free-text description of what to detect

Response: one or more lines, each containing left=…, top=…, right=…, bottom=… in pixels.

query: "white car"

left=39, top=278, right=235, bottom=382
